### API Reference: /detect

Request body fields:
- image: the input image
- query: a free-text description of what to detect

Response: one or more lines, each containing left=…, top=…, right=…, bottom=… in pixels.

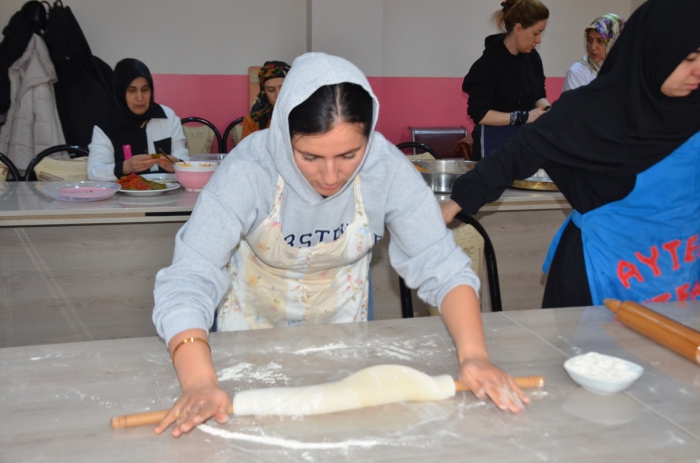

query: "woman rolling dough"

left=442, top=0, right=700, bottom=308
left=153, top=53, right=529, bottom=437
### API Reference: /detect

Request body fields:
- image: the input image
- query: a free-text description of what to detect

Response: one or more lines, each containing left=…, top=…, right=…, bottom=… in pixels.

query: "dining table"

left=0, top=180, right=569, bottom=348
left=2, top=302, right=699, bottom=462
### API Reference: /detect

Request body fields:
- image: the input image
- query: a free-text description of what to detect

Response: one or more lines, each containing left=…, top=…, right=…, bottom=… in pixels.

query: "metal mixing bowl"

left=411, top=159, right=477, bottom=194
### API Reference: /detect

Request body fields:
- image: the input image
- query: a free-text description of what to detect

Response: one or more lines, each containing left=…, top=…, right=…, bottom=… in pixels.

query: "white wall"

left=630, top=0, right=646, bottom=12
left=381, top=0, right=633, bottom=77
left=0, top=0, right=307, bottom=75
left=310, top=0, right=384, bottom=76
left=0, top=0, right=635, bottom=77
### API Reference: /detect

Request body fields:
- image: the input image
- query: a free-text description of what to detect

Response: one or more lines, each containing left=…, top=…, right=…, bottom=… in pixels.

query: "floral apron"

left=217, top=175, right=374, bottom=330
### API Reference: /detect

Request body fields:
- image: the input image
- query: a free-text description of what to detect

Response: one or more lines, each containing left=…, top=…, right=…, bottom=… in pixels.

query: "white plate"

left=141, top=173, right=177, bottom=183
left=114, top=194, right=180, bottom=207
left=117, top=174, right=181, bottom=196
left=524, top=168, right=554, bottom=183
left=41, top=181, right=122, bottom=202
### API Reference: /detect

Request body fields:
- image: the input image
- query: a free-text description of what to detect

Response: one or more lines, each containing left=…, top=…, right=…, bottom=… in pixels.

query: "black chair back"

left=398, top=211, right=502, bottom=317
left=0, top=152, right=22, bottom=181
left=222, top=117, right=244, bottom=153
left=181, top=117, right=224, bottom=154
left=395, top=141, right=441, bottom=159
left=25, top=145, right=89, bottom=181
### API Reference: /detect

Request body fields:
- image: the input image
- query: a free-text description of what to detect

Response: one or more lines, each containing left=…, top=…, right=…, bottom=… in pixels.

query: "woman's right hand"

left=154, top=378, right=231, bottom=437
left=527, top=106, right=548, bottom=124
left=124, top=154, right=157, bottom=174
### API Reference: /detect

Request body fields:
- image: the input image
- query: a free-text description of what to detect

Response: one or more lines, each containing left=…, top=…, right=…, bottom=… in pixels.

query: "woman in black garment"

left=463, top=0, right=550, bottom=160
left=443, top=0, right=700, bottom=309
left=87, top=58, right=189, bottom=181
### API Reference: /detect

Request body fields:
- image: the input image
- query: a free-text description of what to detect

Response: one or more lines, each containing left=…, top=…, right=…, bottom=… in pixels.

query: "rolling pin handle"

left=604, top=298, right=621, bottom=313
left=110, top=403, right=234, bottom=429
left=454, top=376, right=545, bottom=392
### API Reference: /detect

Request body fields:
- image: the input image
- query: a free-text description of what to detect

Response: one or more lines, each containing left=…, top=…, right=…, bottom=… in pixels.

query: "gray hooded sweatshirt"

left=153, top=53, right=479, bottom=344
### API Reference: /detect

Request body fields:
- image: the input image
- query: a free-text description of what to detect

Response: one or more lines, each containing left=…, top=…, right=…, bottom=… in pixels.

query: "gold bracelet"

left=171, top=337, right=211, bottom=362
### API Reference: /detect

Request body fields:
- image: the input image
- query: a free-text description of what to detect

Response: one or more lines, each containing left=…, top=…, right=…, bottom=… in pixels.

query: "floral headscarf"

left=250, top=60, right=291, bottom=130
left=580, top=14, right=625, bottom=74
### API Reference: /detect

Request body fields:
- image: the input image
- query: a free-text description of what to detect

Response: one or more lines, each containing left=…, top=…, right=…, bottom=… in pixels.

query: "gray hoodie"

left=153, top=53, right=479, bottom=344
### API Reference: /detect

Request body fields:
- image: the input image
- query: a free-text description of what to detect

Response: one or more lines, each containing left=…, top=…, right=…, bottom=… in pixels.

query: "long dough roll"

left=233, top=364, right=456, bottom=416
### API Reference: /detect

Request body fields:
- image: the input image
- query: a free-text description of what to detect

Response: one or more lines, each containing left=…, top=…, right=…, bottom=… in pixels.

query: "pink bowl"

left=174, top=161, right=219, bottom=192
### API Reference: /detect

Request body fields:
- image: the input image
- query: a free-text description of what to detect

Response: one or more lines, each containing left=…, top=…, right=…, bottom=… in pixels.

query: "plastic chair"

left=398, top=211, right=502, bottom=318
left=0, top=152, right=22, bottom=181
left=24, top=145, right=89, bottom=181
left=222, top=116, right=245, bottom=152
left=180, top=117, right=223, bottom=154
left=408, top=126, right=468, bottom=159
left=395, top=141, right=441, bottom=159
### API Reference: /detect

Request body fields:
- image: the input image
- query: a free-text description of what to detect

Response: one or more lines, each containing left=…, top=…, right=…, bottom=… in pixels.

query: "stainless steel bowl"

left=191, top=153, right=227, bottom=161
left=411, top=159, right=477, bottom=194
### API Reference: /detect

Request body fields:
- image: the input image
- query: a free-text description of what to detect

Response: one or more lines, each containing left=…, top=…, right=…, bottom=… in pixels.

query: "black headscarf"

left=113, top=58, right=158, bottom=125
left=520, top=0, right=700, bottom=176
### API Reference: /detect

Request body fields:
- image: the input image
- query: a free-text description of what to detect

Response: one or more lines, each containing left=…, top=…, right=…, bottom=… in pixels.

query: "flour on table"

left=566, top=352, right=638, bottom=381
left=292, top=342, right=348, bottom=355
left=219, top=362, right=290, bottom=385
left=197, top=424, right=381, bottom=450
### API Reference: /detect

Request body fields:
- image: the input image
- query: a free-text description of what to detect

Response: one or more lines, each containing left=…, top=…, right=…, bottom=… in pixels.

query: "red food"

left=117, top=173, right=152, bottom=190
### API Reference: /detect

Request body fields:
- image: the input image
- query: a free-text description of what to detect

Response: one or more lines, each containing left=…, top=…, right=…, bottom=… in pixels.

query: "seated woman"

left=87, top=58, right=188, bottom=181
left=153, top=53, right=530, bottom=437
left=463, top=0, right=550, bottom=160
left=443, top=0, right=700, bottom=309
left=240, top=60, right=290, bottom=141
left=562, top=14, right=625, bottom=91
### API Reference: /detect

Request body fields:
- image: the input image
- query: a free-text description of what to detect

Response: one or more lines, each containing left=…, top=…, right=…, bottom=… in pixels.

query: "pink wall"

left=153, top=74, right=565, bottom=149
left=152, top=74, right=250, bottom=140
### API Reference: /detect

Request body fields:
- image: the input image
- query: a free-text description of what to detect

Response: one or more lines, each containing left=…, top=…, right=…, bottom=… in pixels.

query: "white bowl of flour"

left=564, top=352, right=644, bottom=395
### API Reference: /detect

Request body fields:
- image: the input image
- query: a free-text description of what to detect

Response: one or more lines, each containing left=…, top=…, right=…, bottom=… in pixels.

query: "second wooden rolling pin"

left=110, top=375, right=545, bottom=429
left=604, top=299, right=700, bottom=365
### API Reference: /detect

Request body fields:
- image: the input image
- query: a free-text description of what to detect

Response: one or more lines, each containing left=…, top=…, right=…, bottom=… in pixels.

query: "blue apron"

left=478, top=125, right=523, bottom=158
left=544, top=131, right=700, bottom=305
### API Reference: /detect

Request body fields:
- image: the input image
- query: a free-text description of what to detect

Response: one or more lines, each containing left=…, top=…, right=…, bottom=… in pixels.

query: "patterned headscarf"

left=580, top=14, right=625, bottom=74
left=250, top=60, right=291, bottom=130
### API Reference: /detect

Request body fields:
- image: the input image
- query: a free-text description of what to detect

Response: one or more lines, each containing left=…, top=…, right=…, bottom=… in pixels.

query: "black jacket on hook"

left=44, top=0, right=114, bottom=146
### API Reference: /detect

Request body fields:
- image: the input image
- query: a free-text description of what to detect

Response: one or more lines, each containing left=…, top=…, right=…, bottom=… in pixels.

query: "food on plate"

left=117, top=173, right=167, bottom=191
left=414, top=165, right=430, bottom=173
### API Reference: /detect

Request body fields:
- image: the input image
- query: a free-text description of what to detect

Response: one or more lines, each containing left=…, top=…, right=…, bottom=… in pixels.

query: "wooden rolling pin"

left=110, top=375, right=545, bottom=429
left=604, top=299, right=700, bottom=365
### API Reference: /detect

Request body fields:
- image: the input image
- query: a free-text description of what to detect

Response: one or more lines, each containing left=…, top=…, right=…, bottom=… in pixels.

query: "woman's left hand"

left=458, top=357, right=530, bottom=413
left=155, top=156, right=178, bottom=172
left=440, top=200, right=462, bottom=224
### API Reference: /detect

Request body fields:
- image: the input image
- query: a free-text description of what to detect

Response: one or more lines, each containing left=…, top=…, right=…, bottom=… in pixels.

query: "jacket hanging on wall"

left=0, top=33, right=66, bottom=170
left=44, top=0, right=114, bottom=147
left=0, top=1, right=48, bottom=125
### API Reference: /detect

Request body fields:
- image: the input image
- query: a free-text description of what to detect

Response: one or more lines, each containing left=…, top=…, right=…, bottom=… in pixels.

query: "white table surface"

left=2, top=303, right=699, bottom=462
left=0, top=181, right=567, bottom=227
